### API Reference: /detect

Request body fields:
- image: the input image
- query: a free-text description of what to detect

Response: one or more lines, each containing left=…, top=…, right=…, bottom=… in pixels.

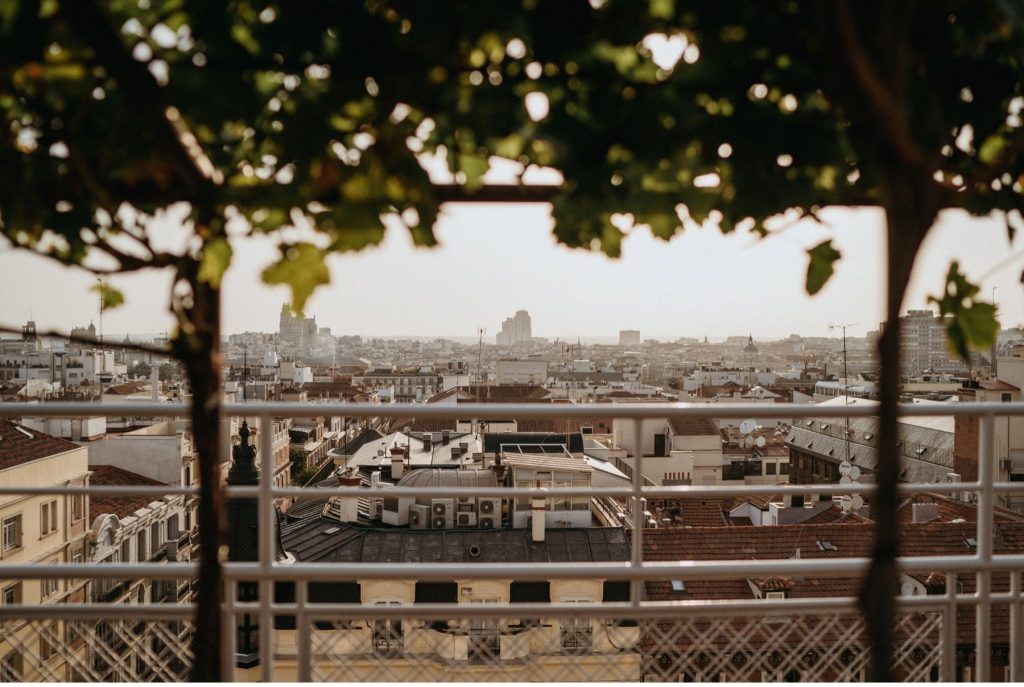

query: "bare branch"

left=831, top=0, right=929, bottom=171
left=0, top=325, right=172, bottom=356
left=58, top=0, right=217, bottom=201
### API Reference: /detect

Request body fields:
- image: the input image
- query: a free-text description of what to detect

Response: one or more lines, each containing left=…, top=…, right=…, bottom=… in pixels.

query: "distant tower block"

left=619, top=330, right=641, bottom=347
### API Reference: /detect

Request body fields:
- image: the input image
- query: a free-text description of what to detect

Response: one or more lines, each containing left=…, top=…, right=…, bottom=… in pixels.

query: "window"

left=71, top=494, right=83, bottom=522
left=372, top=601, right=403, bottom=654
left=120, top=539, right=130, bottom=564
left=42, top=577, right=60, bottom=599
left=40, top=627, right=56, bottom=661
left=2, top=583, right=21, bottom=605
left=151, top=521, right=162, bottom=555
left=765, top=463, right=777, bottom=475
left=2, top=515, right=21, bottom=551
left=1002, top=393, right=1013, bottom=403
left=40, top=500, right=58, bottom=536
left=1, top=650, right=23, bottom=682
left=137, top=531, right=147, bottom=561
left=780, top=462, right=790, bottom=475
left=561, top=599, right=593, bottom=651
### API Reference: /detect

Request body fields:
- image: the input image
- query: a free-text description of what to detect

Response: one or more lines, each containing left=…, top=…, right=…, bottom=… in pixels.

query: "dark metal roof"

left=280, top=520, right=630, bottom=564
left=484, top=432, right=584, bottom=454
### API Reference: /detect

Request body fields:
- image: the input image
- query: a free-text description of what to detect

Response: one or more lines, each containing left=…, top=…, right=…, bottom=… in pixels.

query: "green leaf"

left=90, top=282, right=124, bottom=310
left=261, top=243, right=330, bottom=314
left=197, top=238, right=233, bottom=288
left=458, top=153, right=489, bottom=191
left=928, top=261, right=999, bottom=361
left=644, top=213, right=679, bottom=240
left=978, top=134, right=1008, bottom=164
left=805, top=240, right=841, bottom=295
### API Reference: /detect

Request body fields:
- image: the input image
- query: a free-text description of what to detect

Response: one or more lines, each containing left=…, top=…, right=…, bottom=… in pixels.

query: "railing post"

left=976, top=413, right=994, bottom=682
left=259, top=412, right=275, bottom=682
left=1010, top=569, right=1023, bottom=682
left=630, top=418, right=644, bottom=607
left=221, top=577, right=237, bottom=681
left=942, top=571, right=957, bottom=682
left=297, top=580, right=311, bottom=682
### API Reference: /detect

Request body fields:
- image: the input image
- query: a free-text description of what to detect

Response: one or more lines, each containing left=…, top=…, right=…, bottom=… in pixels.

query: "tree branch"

left=0, top=325, right=172, bottom=356
left=58, top=0, right=217, bottom=200
left=831, top=0, right=930, bottom=171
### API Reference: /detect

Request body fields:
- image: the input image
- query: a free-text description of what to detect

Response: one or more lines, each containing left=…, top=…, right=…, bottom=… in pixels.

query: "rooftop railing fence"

left=0, top=401, right=1022, bottom=681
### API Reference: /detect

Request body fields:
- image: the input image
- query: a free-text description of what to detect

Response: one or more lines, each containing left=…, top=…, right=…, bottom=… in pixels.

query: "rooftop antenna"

left=96, top=277, right=104, bottom=344
left=476, top=326, right=485, bottom=397
left=829, top=322, right=855, bottom=466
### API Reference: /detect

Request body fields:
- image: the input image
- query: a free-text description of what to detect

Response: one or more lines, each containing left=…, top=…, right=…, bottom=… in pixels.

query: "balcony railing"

left=0, top=400, right=1022, bottom=682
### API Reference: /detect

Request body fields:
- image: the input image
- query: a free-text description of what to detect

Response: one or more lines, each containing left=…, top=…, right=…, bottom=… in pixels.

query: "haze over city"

left=2, top=205, right=1021, bottom=341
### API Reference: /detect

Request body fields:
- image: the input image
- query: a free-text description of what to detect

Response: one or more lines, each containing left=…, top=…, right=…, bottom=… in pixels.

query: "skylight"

left=817, top=540, right=838, bottom=551
left=670, top=580, right=686, bottom=592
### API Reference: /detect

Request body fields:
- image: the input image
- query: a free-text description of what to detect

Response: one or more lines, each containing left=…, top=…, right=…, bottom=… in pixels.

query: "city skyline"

left=1, top=204, right=1021, bottom=341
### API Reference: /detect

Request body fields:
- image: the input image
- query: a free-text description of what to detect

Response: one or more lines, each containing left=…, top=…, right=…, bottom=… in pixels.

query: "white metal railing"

left=0, top=401, right=1022, bottom=682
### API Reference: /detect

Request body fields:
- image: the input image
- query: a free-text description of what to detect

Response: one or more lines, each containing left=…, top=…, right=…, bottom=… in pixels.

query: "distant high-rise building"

left=496, top=309, right=533, bottom=346
left=880, top=309, right=969, bottom=376
left=279, top=303, right=318, bottom=349
left=619, top=330, right=641, bottom=347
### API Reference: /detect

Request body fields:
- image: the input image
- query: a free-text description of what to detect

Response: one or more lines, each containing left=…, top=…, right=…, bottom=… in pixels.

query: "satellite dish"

left=755, top=436, right=766, bottom=448
left=849, top=466, right=861, bottom=480
left=900, top=581, right=916, bottom=597
left=851, top=494, right=864, bottom=510
left=839, top=495, right=853, bottom=511
left=742, top=436, right=752, bottom=448
left=838, top=461, right=852, bottom=477
left=839, top=476, right=853, bottom=485
left=740, top=419, right=756, bottom=435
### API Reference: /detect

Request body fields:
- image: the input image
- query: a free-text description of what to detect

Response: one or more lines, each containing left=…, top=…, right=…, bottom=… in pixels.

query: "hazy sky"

left=1, top=204, right=1021, bottom=341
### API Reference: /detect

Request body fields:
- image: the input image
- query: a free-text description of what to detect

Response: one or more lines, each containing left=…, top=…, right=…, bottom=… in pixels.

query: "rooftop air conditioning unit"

left=409, top=504, right=430, bottom=530
left=457, top=495, right=476, bottom=507
left=479, top=513, right=500, bottom=529
left=478, top=498, right=501, bottom=518
left=431, top=499, right=454, bottom=529
left=456, top=512, right=477, bottom=527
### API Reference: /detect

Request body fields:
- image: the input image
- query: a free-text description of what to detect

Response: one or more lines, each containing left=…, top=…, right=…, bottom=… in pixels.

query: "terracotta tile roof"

left=88, top=464, right=168, bottom=519
left=978, top=379, right=1020, bottom=391
left=103, top=381, right=148, bottom=395
left=654, top=497, right=728, bottom=527
left=0, top=420, right=81, bottom=470
left=668, top=417, right=720, bottom=436
left=895, top=493, right=1024, bottom=525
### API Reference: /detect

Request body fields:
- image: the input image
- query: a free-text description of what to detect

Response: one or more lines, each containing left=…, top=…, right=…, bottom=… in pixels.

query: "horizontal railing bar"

left=2, top=592, right=1013, bottom=622
left=3, top=481, right=1023, bottom=499
left=0, top=485, right=196, bottom=497
left=0, top=604, right=194, bottom=620
left=4, top=555, right=1024, bottom=580
left=3, top=400, right=1024, bottom=419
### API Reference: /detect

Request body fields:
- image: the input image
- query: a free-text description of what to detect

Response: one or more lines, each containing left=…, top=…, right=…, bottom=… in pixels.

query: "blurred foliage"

left=930, top=261, right=1001, bottom=361
left=0, top=0, right=1020, bottom=331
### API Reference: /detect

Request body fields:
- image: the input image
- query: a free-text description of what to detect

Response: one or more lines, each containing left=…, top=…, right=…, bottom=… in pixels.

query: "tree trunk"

left=175, top=277, right=225, bottom=681
left=861, top=175, right=937, bottom=681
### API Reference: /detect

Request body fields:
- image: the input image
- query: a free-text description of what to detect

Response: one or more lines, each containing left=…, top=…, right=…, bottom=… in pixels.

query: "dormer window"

left=765, top=591, right=786, bottom=600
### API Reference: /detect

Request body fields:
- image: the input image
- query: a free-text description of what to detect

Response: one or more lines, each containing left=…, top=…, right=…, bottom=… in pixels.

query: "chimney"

left=337, top=470, right=363, bottom=523
left=912, top=502, right=940, bottom=524
left=531, top=493, right=546, bottom=542
left=390, top=446, right=405, bottom=479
